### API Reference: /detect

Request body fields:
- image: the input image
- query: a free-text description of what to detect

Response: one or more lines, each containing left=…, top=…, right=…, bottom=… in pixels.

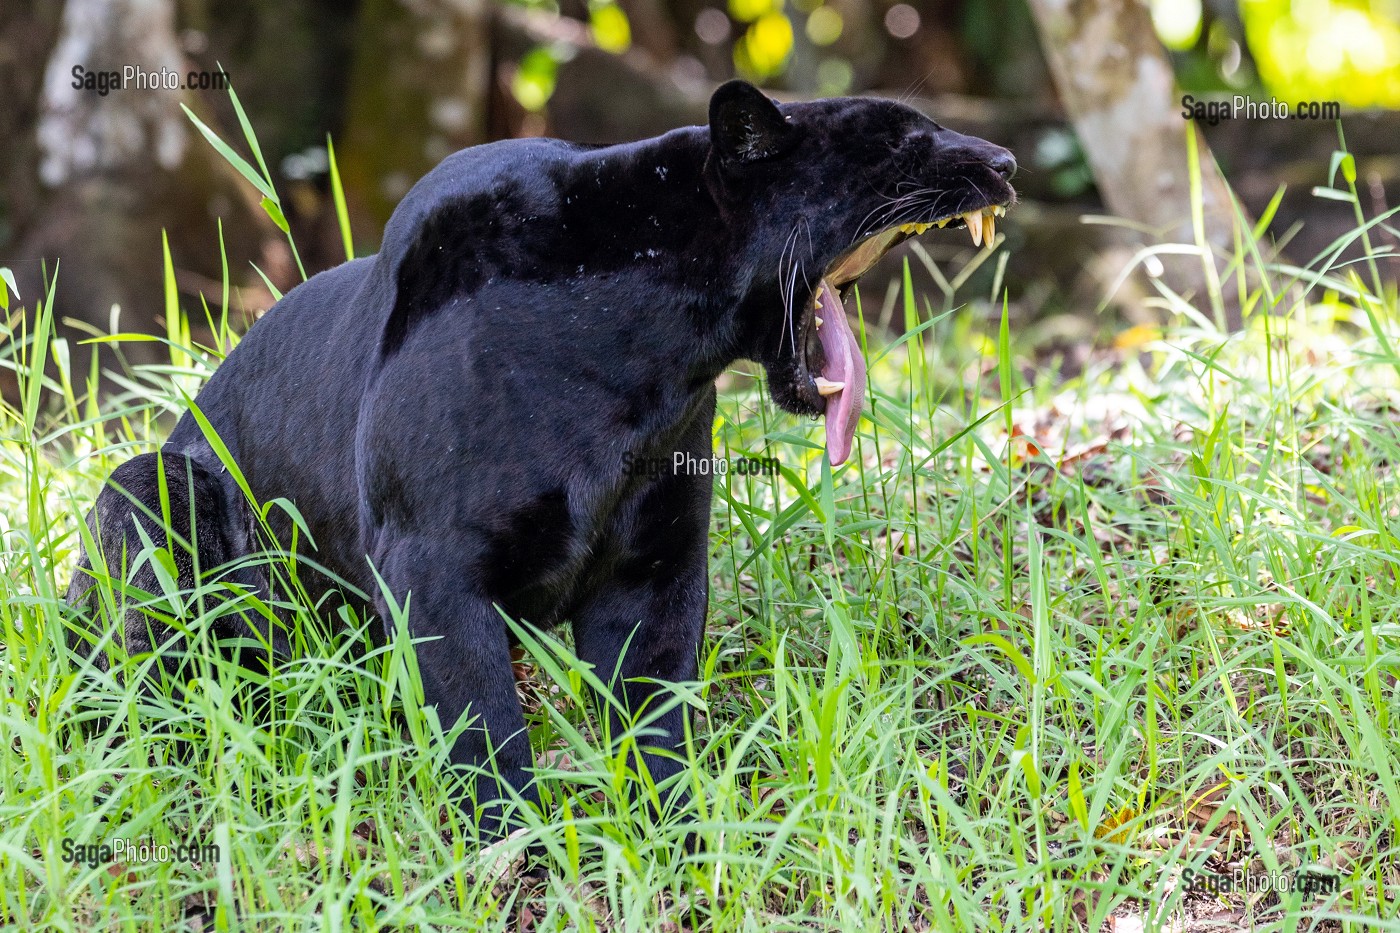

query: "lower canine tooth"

left=965, top=211, right=983, bottom=247
left=814, top=377, right=845, bottom=396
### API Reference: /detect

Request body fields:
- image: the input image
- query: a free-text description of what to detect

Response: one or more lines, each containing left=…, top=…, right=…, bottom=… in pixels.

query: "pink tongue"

left=814, top=280, right=866, bottom=466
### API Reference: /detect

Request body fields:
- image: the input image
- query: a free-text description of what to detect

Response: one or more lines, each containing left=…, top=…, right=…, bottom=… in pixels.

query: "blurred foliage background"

left=506, top=0, right=1400, bottom=109
left=0, top=0, right=1396, bottom=394
left=1235, top=0, right=1400, bottom=106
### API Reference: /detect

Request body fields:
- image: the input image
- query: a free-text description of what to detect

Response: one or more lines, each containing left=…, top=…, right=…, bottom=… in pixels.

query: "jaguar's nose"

left=988, top=149, right=1017, bottom=181
left=934, top=126, right=1018, bottom=183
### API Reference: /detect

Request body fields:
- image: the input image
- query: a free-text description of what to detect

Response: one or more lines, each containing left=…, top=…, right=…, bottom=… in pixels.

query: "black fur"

left=67, top=81, right=1015, bottom=835
left=66, top=451, right=283, bottom=684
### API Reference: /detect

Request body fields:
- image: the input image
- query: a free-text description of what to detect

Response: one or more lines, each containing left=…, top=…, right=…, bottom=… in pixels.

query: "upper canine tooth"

left=965, top=210, right=983, bottom=247
left=814, top=377, right=845, bottom=396
left=984, top=211, right=996, bottom=246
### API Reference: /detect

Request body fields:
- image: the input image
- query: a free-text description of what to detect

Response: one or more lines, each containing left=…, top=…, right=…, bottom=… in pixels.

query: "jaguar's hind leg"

left=65, top=450, right=284, bottom=684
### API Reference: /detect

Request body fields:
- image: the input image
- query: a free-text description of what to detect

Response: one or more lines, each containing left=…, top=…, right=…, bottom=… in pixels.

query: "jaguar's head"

left=705, top=80, right=1016, bottom=465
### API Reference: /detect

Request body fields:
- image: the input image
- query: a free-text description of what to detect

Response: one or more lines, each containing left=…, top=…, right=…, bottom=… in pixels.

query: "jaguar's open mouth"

left=802, top=202, right=1010, bottom=466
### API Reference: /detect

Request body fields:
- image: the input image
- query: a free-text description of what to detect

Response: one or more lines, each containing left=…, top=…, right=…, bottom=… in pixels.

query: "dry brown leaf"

left=1184, top=785, right=1242, bottom=834
left=1094, top=806, right=1139, bottom=845
left=105, top=862, right=136, bottom=885
left=536, top=747, right=576, bottom=771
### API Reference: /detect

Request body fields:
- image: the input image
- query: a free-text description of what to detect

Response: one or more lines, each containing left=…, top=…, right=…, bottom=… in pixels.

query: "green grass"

left=2, top=113, right=1399, bottom=930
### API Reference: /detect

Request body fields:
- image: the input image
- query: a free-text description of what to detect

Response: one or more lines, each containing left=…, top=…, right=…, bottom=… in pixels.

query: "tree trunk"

left=1025, top=0, right=1245, bottom=328
left=337, top=0, right=493, bottom=230
left=9, top=0, right=290, bottom=402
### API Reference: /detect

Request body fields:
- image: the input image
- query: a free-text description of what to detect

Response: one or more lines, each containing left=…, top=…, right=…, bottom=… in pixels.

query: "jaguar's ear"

left=709, top=80, right=792, bottom=165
